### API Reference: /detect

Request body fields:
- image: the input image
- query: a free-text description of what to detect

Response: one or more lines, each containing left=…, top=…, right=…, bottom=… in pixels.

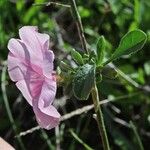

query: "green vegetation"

left=0, top=0, right=150, bottom=149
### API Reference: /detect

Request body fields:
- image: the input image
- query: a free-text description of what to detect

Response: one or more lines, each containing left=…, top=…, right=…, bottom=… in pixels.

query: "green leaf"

left=56, top=66, right=61, bottom=75
left=71, top=49, right=84, bottom=65
left=96, top=36, right=105, bottom=65
left=89, top=50, right=96, bottom=64
left=60, top=61, right=72, bottom=71
left=103, top=30, right=147, bottom=65
left=73, top=64, right=95, bottom=100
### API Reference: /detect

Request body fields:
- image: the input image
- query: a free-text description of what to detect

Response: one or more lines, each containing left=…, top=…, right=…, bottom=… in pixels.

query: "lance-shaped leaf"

left=73, top=64, right=95, bottom=100
left=103, top=30, right=147, bottom=65
left=60, top=61, right=73, bottom=72
left=71, top=49, right=84, bottom=65
left=96, top=36, right=105, bottom=65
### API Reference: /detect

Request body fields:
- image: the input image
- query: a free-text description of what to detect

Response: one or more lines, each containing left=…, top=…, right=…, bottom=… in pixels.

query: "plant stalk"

left=91, top=82, right=110, bottom=150
left=130, top=121, right=144, bottom=150
left=69, top=0, right=109, bottom=149
left=69, top=0, right=89, bottom=54
left=1, top=62, right=25, bottom=150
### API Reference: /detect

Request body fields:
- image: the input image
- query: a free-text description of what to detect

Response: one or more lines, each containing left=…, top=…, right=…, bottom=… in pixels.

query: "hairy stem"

left=91, top=82, right=110, bottom=150
left=69, top=0, right=89, bottom=54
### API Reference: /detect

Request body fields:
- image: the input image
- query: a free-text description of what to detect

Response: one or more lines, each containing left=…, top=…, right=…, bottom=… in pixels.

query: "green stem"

left=130, top=121, right=144, bottom=150
left=1, top=62, right=25, bottom=150
left=91, top=82, right=110, bottom=150
left=69, top=0, right=89, bottom=54
left=69, top=129, right=94, bottom=150
left=102, top=58, right=113, bottom=66
left=41, top=129, right=55, bottom=150
left=69, top=0, right=109, bottom=149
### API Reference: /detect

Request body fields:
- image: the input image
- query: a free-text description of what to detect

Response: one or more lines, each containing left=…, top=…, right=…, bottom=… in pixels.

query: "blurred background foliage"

left=0, top=0, right=150, bottom=149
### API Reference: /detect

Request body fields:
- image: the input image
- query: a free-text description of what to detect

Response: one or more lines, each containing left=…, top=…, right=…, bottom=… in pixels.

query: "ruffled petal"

left=25, top=77, right=44, bottom=99
left=7, top=38, right=43, bottom=74
left=19, top=26, right=50, bottom=54
left=8, top=52, right=42, bottom=81
left=33, top=99, right=60, bottom=130
left=38, top=78, right=56, bottom=107
left=16, top=80, right=32, bottom=106
left=43, top=50, right=54, bottom=78
left=8, top=52, right=25, bottom=81
left=15, top=77, right=45, bottom=106
left=8, top=51, right=43, bottom=106
left=8, top=38, right=28, bottom=60
left=7, top=26, right=59, bottom=130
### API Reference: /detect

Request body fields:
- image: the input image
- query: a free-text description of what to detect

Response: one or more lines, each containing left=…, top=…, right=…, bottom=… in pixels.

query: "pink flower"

left=7, top=26, right=60, bottom=129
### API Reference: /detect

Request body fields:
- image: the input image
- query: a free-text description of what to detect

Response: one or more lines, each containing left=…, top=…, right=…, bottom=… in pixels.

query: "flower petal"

left=16, top=77, right=46, bottom=106
left=8, top=52, right=42, bottom=81
left=43, top=50, right=54, bottom=79
left=8, top=52, right=25, bottom=81
left=7, top=26, right=59, bottom=130
left=19, top=26, right=50, bottom=54
left=7, top=38, right=43, bottom=74
left=38, top=78, right=56, bottom=107
left=8, top=38, right=28, bottom=60
left=33, top=99, right=60, bottom=130
left=26, top=77, right=44, bottom=99
left=16, top=80, right=32, bottom=106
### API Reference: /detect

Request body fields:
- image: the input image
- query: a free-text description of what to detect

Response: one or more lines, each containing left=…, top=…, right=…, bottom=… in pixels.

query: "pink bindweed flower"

left=7, top=26, right=60, bottom=129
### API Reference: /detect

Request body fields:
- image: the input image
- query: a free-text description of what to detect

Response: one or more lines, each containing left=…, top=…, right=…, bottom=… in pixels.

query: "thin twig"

left=16, top=126, right=41, bottom=137
left=33, top=2, right=71, bottom=8
left=60, top=104, right=93, bottom=121
left=1, top=61, right=25, bottom=150
left=16, top=92, right=139, bottom=137
left=113, top=117, right=130, bottom=128
left=69, top=0, right=88, bottom=54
